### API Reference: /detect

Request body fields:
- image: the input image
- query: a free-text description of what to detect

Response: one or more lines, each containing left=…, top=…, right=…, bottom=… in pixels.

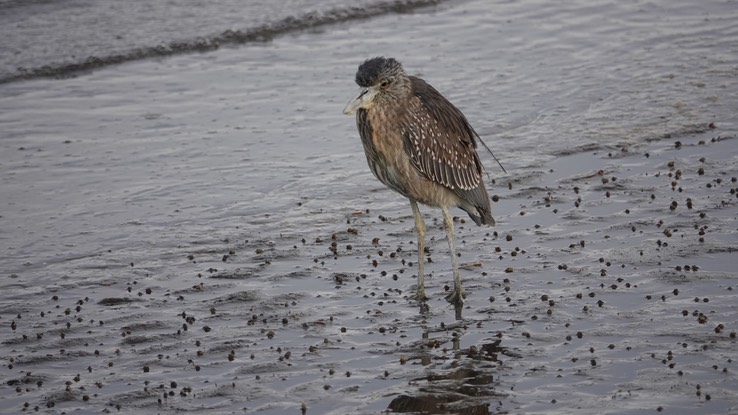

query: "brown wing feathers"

left=403, top=77, right=483, bottom=193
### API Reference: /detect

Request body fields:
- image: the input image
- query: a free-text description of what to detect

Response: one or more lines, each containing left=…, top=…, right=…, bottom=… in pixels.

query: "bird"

left=343, top=57, right=502, bottom=305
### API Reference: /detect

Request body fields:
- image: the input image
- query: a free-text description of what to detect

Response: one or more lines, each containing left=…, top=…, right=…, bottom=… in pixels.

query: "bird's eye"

left=380, top=79, right=390, bottom=88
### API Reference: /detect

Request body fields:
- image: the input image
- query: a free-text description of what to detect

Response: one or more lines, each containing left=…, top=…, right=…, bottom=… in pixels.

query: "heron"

left=343, top=57, right=503, bottom=306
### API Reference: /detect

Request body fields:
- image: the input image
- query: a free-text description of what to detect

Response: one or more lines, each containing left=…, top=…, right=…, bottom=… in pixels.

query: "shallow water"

left=1, top=0, right=737, bottom=414
left=0, top=0, right=443, bottom=83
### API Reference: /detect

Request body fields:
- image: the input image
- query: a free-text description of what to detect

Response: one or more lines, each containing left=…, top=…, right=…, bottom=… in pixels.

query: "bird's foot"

left=445, top=288, right=465, bottom=305
left=415, top=287, right=428, bottom=302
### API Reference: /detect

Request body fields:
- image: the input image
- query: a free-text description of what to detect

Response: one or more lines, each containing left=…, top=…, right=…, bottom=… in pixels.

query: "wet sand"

left=3, top=131, right=736, bottom=414
left=1, top=1, right=737, bottom=414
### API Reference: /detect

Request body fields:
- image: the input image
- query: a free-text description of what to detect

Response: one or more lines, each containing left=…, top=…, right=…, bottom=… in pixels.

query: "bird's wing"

left=402, top=76, right=484, bottom=193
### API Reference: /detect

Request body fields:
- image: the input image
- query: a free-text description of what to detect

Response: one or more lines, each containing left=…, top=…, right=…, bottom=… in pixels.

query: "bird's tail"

left=462, top=204, right=495, bottom=227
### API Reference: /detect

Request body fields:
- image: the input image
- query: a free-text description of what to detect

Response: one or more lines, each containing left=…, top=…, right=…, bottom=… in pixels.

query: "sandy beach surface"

left=1, top=1, right=737, bottom=414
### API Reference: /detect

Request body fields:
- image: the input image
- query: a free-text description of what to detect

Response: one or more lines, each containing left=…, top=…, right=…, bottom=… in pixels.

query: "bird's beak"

left=343, top=87, right=379, bottom=115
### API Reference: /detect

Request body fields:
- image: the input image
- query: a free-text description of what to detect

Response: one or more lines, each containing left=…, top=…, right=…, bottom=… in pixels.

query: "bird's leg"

left=441, top=206, right=465, bottom=305
left=409, top=200, right=427, bottom=301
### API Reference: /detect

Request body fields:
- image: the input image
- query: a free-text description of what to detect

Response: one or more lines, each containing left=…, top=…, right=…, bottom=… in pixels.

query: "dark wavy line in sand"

left=1, top=0, right=444, bottom=85
left=549, top=123, right=720, bottom=158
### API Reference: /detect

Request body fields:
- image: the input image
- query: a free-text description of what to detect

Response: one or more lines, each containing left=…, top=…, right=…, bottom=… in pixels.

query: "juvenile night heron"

left=343, top=57, right=503, bottom=305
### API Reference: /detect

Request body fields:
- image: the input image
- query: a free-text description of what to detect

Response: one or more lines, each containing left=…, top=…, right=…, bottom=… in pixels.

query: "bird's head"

left=343, top=57, right=410, bottom=115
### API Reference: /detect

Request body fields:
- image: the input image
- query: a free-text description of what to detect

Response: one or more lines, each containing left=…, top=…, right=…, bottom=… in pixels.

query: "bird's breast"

left=357, top=108, right=415, bottom=195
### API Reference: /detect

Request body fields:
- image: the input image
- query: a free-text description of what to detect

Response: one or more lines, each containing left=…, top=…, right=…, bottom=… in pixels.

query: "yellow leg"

left=409, top=200, right=427, bottom=301
left=441, top=206, right=465, bottom=305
